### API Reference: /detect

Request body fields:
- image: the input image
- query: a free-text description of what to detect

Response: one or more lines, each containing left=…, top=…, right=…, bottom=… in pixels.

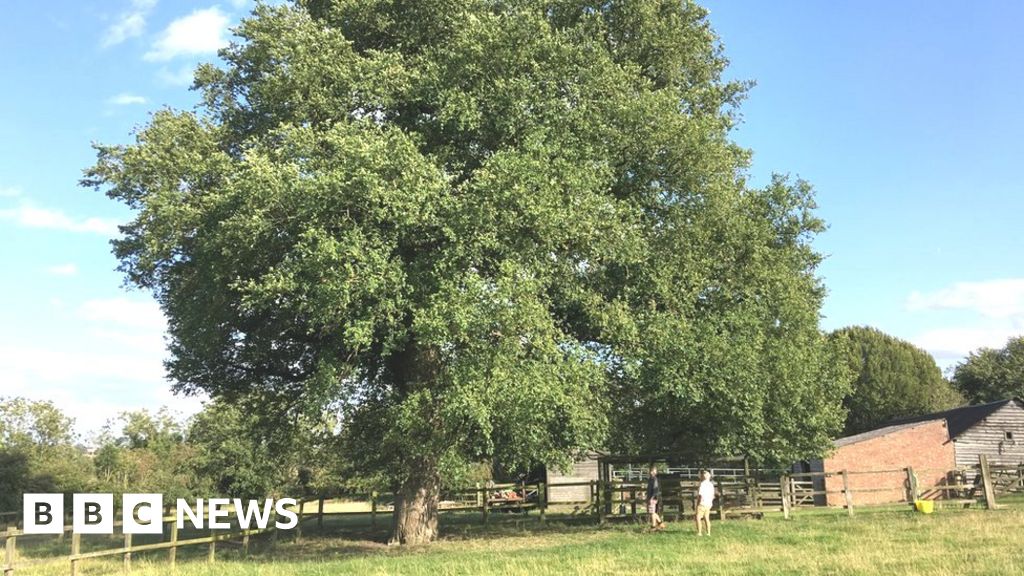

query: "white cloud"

left=108, top=93, right=148, bottom=105
left=144, top=7, right=230, bottom=61
left=47, top=264, right=79, bottom=277
left=907, top=279, right=1024, bottom=319
left=0, top=344, right=166, bottom=389
left=913, top=326, right=1023, bottom=367
left=907, top=279, right=1024, bottom=369
left=0, top=186, right=21, bottom=197
left=156, top=64, right=196, bottom=87
left=77, top=298, right=167, bottom=331
left=0, top=203, right=121, bottom=236
left=102, top=0, right=158, bottom=48
left=0, top=342, right=169, bottom=437
left=0, top=293, right=186, bottom=438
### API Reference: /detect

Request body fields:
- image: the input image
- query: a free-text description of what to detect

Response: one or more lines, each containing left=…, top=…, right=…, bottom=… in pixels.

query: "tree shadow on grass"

left=236, top=512, right=649, bottom=564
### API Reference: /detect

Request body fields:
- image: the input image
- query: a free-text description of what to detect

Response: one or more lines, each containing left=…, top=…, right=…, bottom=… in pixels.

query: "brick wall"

left=822, top=420, right=955, bottom=506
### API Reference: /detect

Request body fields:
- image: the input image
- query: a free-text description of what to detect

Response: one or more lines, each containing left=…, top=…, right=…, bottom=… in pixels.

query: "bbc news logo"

left=23, top=494, right=299, bottom=534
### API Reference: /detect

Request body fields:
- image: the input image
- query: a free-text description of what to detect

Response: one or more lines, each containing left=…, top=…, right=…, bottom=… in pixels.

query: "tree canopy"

left=93, top=409, right=195, bottom=500
left=84, top=0, right=849, bottom=543
left=0, top=398, right=93, bottom=510
left=829, top=326, right=962, bottom=435
left=952, top=336, right=1024, bottom=404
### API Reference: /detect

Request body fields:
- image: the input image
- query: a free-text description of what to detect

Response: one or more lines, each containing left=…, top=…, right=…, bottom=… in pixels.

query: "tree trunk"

left=390, top=461, right=440, bottom=545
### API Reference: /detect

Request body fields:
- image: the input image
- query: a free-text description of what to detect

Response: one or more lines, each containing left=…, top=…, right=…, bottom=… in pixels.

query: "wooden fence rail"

left=2, top=499, right=315, bottom=576
left=0, top=458, right=1004, bottom=574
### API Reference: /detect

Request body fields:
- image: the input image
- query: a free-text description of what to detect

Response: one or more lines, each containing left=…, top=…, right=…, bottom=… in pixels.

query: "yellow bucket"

left=914, top=500, right=934, bottom=514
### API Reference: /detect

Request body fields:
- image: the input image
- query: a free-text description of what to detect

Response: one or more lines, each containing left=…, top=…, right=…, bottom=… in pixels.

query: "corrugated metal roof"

left=882, top=398, right=1023, bottom=438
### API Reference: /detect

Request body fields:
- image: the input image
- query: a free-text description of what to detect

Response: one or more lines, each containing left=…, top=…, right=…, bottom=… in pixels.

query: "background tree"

left=952, top=336, right=1024, bottom=404
left=0, top=398, right=94, bottom=509
left=187, top=400, right=342, bottom=499
left=829, top=326, right=963, bottom=435
left=85, top=0, right=848, bottom=543
left=93, top=409, right=195, bottom=500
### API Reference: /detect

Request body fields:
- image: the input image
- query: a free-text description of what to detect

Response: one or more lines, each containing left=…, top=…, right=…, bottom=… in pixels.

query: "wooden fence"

left=0, top=456, right=1008, bottom=575
left=0, top=500, right=317, bottom=576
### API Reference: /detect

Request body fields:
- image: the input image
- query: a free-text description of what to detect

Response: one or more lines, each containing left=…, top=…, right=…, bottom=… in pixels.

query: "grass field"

left=10, top=505, right=1024, bottom=575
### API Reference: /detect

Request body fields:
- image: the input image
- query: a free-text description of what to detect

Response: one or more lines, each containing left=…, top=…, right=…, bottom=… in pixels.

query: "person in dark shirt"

left=646, top=466, right=665, bottom=530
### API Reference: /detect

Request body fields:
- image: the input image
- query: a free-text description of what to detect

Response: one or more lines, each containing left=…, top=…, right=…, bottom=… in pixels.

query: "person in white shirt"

left=695, top=470, right=715, bottom=536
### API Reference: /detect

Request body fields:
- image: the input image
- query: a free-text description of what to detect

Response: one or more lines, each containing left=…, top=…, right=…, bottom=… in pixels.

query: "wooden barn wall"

left=547, top=457, right=599, bottom=503
left=954, top=402, right=1024, bottom=468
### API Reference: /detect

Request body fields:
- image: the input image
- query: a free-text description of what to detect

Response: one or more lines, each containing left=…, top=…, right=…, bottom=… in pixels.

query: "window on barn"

left=1006, top=431, right=1015, bottom=441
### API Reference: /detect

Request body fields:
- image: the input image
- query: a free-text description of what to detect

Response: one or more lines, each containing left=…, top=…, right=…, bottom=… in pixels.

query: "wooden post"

left=4, top=528, right=16, bottom=576
left=630, top=487, right=637, bottom=519
left=716, top=480, right=726, bottom=521
left=371, top=492, right=378, bottom=528
left=168, top=521, right=178, bottom=567
left=842, top=470, right=854, bottom=516
left=296, top=500, right=305, bottom=542
left=317, top=497, right=325, bottom=531
left=519, top=480, right=525, bottom=516
left=242, top=532, right=250, bottom=557
left=780, top=474, right=792, bottom=520
left=539, top=483, right=547, bottom=524
left=208, top=533, right=216, bottom=564
left=70, top=532, right=81, bottom=576
left=482, top=487, right=489, bottom=524
left=906, top=467, right=919, bottom=504
left=980, top=454, right=998, bottom=509
left=123, top=532, right=132, bottom=573
left=602, top=463, right=613, bottom=517
left=744, top=457, right=754, bottom=507
left=597, top=480, right=606, bottom=525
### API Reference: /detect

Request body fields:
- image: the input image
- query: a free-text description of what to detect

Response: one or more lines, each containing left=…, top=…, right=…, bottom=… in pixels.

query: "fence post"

left=905, top=467, right=918, bottom=504
left=780, top=474, right=791, bottom=520
left=123, top=532, right=132, bottom=573
left=605, top=480, right=614, bottom=518
left=597, top=480, right=607, bottom=525
left=842, top=470, right=854, bottom=516
left=168, top=521, right=178, bottom=567
left=716, top=480, right=726, bottom=521
left=519, top=480, right=526, bottom=516
left=744, top=458, right=753, bottom=506
left=538, top=483, right=547, bottom=524
left=70, top=532, right=81, bottom=576
left=980, top=455, right=997, bottom=509
left=208, top=532, right=216, bottom=564
left=318, top=497, right=325, bottom=531
left=630, top=487, right=637, bottom=519
left=242, top=532, right=250, bottom=557
left=371, top=492, right=378, bottom=528
left=482, top=487, right=489, bottom=525
left=296, top=500, right=305, bottom=543
left=4, top=528, right=16, bottom=576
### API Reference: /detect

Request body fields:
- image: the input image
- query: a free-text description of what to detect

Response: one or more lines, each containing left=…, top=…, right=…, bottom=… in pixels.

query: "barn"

left=886, top=398, right=1024, bottom=469
left=815, top=398, right=1024, bottom=505
left=545, top=451, right=602, bottom=503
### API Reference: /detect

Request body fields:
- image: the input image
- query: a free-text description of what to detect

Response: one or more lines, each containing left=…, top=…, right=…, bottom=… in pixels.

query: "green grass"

left=8, top=506, right=1024, bottom=575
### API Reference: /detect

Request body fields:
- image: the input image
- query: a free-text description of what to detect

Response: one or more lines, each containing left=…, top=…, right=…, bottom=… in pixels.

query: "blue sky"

left=1, top=1, right=1022, bottom=437
left=702, top=0, right=1024, bottom=364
